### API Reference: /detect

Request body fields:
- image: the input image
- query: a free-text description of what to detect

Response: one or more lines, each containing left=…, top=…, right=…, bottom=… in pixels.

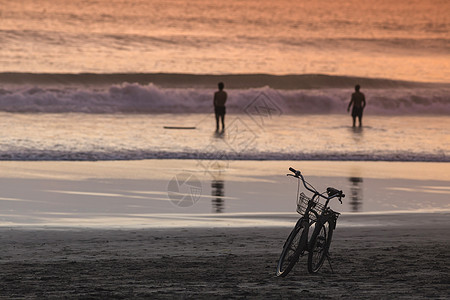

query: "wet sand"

left=0, top=160, right=449, bottom=227
left=0, top=213, right=449, bottom=299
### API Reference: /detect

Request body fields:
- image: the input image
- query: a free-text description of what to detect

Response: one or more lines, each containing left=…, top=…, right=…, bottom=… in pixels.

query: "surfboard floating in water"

left=163, top=126, right=196, bottom=130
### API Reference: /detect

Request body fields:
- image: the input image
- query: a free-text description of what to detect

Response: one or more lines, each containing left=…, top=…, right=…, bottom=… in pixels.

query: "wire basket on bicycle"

left=296, top=192, right=324, bottom=221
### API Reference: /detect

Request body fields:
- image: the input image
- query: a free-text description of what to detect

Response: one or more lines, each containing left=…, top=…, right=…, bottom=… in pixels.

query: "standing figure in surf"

left=214, top=82, right=227, bottom=132
left=347, top=84, right=366, bottom=127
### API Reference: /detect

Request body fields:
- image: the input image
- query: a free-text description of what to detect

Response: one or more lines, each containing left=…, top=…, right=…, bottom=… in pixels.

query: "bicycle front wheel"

left=307, top=221, right=332, bottom=273
left=276, top=218, right=307, bottom=277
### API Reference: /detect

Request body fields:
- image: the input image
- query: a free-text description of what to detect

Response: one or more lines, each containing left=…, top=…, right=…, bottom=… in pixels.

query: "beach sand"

left=0, top=214, right=449, bottom=299
left=0, top=160, right=449, bottom=298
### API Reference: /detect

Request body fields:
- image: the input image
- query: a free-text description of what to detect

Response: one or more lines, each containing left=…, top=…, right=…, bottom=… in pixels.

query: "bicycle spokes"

left=316, top=236, right=326, bottom=248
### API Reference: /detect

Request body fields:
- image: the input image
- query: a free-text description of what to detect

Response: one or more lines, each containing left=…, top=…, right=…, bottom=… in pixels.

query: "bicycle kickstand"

left=326, top=253, right=335, bottom=274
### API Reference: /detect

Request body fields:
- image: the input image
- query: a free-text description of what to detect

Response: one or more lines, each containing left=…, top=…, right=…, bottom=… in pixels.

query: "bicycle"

left=276, top=167, right=345, bottom=277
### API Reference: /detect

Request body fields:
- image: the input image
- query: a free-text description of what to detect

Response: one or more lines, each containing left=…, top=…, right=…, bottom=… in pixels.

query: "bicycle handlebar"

left=288, top=167, right=297, bottom=174
left=288, top=167, right=345, bottom=203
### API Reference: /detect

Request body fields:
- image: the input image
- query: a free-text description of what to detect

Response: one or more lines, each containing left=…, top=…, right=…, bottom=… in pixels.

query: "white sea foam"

left=0, top=78, right=449, bottom=115
left=0, top=149, right=446, bottom=162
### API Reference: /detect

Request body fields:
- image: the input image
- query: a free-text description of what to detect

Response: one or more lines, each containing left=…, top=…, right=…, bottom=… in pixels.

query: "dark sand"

left=0, top=214, right=449, bottom=299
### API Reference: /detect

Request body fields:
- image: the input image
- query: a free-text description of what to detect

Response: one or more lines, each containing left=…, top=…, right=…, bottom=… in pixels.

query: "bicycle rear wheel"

left=276, top=218, right=307, bottom=277
left=307, top=221, right=332, bottom=273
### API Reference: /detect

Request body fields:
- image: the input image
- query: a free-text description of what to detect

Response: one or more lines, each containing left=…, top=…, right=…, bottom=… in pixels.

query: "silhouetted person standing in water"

left=347, top=84, right=366, bottom=127
left=214, top=82, right=227, bottom=131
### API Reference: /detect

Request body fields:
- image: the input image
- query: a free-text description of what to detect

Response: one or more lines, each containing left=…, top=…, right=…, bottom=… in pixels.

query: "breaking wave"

left=0, top=73, right=449, bottom=115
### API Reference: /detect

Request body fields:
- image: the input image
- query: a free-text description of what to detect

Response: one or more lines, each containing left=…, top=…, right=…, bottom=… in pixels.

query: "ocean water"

left=0, top=0, right=449, bottom=163
left=0, top=112, right=448, bottom=162
left=1, top=0, right=449, bottom=82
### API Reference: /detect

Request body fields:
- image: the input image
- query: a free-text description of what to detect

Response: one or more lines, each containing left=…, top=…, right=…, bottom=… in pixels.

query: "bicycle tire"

left=276, top=218, right=307, bottom=277
left=307, top=221, right=333, bottom=273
